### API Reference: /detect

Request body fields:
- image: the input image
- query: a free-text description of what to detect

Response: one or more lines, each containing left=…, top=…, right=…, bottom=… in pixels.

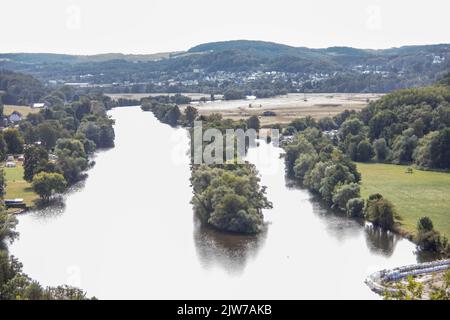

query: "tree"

left=0, top=132, right=6, bottom=161
left=0, top=169, right=5, bottom=198
left=246, top=115, right=260, bottom=130
left=163, top=106, right=181, bottom=126
left=392, top=128, right=418, bottom=164
left=339, top=118, right=364, bottom=140
left=356, top=140, right=374, bottom=162
left=320, top=163, right=357, bottom=204
left=37, top=122, right=60, bottom=150
left=23, top=146, right=49, bottom=182
left=332, top=183, right=361, bottom=211
left=417, top=217, right=434, bottom=232
left=414, top=128, right=450, bottom=169
left=191, top=164, right=272, bottom=234
left=415, top=217, right=447, bottom=253
left=366, top=197, right=396, bottom=229
left=0, top=211, right=19, bottom=244
left=369, top=110, right=397, bottom=140
left=373, top=138, right=389, bottom=161
left=3, top=128, right=24, bottom=154
left=346, top=198, right=365, bottom=218
left=318, top=117, right=337, bottom=131
left=32, top=172, right=67, bottom=202
left=208, top=193, right=263, bottom=234
left=294, top=153, right=318, bottom=181
left=184, top=106, right=198, bottom=126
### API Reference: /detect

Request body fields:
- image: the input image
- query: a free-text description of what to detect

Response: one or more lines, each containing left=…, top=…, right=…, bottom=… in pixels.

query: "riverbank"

left=9, top=106, right=421, bottom=299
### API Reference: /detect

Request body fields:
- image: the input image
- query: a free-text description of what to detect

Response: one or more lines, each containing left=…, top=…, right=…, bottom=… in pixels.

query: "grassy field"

left=357, top=163, right=450, bottom=238
left=3, top=163, right=38, bottom=208
left=4, top=105, right=40, bottom=116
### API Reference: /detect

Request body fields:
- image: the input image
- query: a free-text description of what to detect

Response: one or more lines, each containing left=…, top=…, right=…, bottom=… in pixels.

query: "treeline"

left=281, top=74, right=450, bottom=256
left=0, top=69, right=47, bottom=105
left=141, top=96, right=271, bottom=234
left=336, top=82, right=450, bottom=170
left=0, top=76, right=115, bottom=299
left=1, top=91, right=115, bottom=201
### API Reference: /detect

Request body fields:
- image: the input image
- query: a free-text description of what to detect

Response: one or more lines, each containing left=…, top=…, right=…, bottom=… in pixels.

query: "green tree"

left=0, top=211, right=19, bottom=244
left=332, top=183, right=361, bottom=211
left=37, top=122, right=60, bottom=150
left=246, top=115, right=260, bottom=130
left=184, top=106, right=198, bottom=126
left=366, top=197, right=396, bottom=229
left=392, top=128, right=418, bottom=164
left=32, top=172, right=67, bottom=202
left=0, top=132, right=6, bottom=161
left=417, top=217, right=434, bottom=232
left=23, top=146, right=49, bottom=182
left=3, top=128, right=24, bottom=154
left=356, top=140, right=374, bottom=162
left=373, top=138, right=389, bottom=161
left=346, top=198, right=365, bottom=218
left=339, top=118, right=364, bottom=140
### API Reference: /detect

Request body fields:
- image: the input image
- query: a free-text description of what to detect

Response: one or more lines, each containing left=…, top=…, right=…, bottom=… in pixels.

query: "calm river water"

left=10, top=106, right=420, bottom=299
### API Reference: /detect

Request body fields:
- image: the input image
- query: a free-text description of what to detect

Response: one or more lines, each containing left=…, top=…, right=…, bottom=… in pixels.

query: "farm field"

left=181, top=93, right=383, bottom=125
left=357, top=162, right=450, bottom=238
left=4, top=105, right=40, bottom=116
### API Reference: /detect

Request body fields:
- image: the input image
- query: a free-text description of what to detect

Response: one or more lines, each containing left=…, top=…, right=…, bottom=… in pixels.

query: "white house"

left=32, top=103, right=46, bottom=109
left=8, top=111, right=22, bottom=123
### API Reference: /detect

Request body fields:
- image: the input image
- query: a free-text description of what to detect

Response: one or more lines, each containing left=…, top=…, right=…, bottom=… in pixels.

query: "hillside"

left=1, top=40, right=450, bottom=95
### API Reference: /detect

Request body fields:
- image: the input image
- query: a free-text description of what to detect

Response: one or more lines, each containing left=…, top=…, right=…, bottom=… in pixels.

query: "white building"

left=32, top=103, right=46, bottom=108
left=8, top=111, right=22, bottom=123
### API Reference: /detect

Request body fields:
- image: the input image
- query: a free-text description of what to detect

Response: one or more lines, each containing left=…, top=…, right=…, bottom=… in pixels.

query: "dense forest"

left=282, top=74, right=450, bottom=256
left=0, top=70, right=47, bottom=105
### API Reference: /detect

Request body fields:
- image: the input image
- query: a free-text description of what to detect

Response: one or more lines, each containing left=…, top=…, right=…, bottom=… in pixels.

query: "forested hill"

left=1, top=40, right=450, bottom=94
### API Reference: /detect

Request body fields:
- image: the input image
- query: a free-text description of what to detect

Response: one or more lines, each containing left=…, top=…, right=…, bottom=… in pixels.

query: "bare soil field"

left=181, top=93, right=383, bottom=125
left=107, top=92, right=383, bottom=125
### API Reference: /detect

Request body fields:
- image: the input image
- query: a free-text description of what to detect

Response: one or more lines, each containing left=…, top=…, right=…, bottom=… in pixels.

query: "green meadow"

left=357, top=163, right=450, bottom=238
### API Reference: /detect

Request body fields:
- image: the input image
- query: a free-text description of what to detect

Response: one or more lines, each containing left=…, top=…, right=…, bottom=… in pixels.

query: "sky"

left=1, top=0, right=450, bottom=55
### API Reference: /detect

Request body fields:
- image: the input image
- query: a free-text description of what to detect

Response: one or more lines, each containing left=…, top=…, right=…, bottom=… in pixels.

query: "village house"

left=8, top=111, right=22, bottom=123
left=32, top=103, right=46, bottom=109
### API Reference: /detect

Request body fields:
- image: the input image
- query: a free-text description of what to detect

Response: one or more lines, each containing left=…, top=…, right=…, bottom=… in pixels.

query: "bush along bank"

left=283, top=126, right=449, bottom=257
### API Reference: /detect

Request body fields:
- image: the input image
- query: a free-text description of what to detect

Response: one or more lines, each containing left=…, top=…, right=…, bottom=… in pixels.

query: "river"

left=10, top=106, right=419, bottom=299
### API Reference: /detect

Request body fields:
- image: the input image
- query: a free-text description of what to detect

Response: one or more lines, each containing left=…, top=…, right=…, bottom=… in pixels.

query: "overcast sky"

left=1, top=0, right=449, bottom=54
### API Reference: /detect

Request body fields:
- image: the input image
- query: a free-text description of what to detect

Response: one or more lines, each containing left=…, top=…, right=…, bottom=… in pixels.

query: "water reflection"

left=364, top=224, right=399, bottom=257
left=193, top=217, right=267, bottom=274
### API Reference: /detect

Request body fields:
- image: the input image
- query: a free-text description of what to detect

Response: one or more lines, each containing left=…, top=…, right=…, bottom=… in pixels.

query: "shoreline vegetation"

left=138, top=78, right=450, bottom=255
left=1, top=70, right=117, bottom=299
left=281, top=74, right=450, bottom=258
left=141, top=97, right=273, bottom=234
left=2, top=67, right=450, bottom=299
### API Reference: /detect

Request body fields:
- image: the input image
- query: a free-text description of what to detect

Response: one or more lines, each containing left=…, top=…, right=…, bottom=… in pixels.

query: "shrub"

left=366, top=197, right=395, bottom=229
left=346, top=198, right=365, bottom=218
left=417, top=217, right=434, bottom=232
left=332, top=183, right=360, bottom=211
